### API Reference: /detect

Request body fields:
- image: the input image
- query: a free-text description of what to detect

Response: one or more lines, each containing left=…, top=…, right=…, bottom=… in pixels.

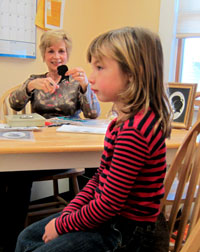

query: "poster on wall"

left=45, top=0, right=65, bottom=30
left=0, top=0, right=36, bottom=58
left=35, top=0, right=65, bottom=30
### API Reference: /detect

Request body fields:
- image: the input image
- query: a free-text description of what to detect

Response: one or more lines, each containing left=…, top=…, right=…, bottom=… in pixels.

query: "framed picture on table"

left=167, top=82, right=197, bottom=129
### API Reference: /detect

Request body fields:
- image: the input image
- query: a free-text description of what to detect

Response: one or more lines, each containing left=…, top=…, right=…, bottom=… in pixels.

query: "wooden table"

left=0, top=127, right=188, bottom=172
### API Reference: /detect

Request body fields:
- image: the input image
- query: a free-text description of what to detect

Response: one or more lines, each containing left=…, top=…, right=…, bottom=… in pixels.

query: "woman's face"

left=44, top=40, right=68, bottom=73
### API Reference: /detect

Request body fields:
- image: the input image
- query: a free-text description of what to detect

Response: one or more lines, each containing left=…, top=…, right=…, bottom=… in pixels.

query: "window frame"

left=175, top=38, right=183, bottom=82
left=175, top=37, right=200, bottom=85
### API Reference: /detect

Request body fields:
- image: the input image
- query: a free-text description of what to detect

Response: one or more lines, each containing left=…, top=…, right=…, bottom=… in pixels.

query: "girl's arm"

left=60, top=169, right=100, bottom=214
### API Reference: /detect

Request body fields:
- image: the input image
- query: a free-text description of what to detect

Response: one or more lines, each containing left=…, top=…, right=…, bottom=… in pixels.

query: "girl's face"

left=89, top=55, right=129, bottom=107
left=44, top=40, right=68, bottom=73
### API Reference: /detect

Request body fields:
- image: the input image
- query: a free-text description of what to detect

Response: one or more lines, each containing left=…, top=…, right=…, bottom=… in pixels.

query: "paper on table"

left=0, top=131, right=34, bottom=141
left=47, top=117, right=110, bottom=127
left=56, top=125, right=107, bottom=134
left=0, top=124, right=41, bottom=131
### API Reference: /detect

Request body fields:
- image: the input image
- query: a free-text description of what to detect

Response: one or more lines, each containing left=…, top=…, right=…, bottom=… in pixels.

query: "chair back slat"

left=187, top=149, right=200, bottom=234
left=168, top=133, right=197, bottom=235
left=180, top=218, right=200, bottom=252
left=161, top=120, right=200, bottom=251
left=174, top=145, right=200, bottom=251
left=0, top=85, right=32, bottom=122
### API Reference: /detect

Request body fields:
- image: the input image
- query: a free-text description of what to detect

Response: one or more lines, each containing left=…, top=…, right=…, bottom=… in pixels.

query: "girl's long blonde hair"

left=87, top=27, right=172, bottom=138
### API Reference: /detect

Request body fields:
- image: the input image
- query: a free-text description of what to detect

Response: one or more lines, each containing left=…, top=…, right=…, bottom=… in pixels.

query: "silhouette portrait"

left=168, top=83, right=197, bottom=129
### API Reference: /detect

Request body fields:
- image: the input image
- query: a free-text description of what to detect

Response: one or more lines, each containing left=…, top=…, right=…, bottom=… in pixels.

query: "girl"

left=15, top=26, right=172, bottom=252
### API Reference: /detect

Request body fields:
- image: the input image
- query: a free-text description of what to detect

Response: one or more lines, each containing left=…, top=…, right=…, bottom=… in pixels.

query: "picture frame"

left=167, top=82, right=197, bottom=129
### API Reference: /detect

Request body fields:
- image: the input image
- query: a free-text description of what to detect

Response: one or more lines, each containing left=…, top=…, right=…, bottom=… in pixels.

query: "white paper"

left=0, top=124, right=40, bottom=131
left=56, top=125, right=107, bottom=134
left=0, top=130, right=34, bottom=141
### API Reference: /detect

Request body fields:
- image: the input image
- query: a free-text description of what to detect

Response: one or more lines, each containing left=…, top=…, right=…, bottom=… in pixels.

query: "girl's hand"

left=42, top=218, right=59, bottom=243
left=27, top=77, right=59, bottom=94
left=67, top=67, right=89, bottom=93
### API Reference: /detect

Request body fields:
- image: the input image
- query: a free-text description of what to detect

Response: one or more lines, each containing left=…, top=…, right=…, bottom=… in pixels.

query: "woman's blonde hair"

left=87, top=27, right=172, bottom=138
left=39, top=29, right=72, bottom=60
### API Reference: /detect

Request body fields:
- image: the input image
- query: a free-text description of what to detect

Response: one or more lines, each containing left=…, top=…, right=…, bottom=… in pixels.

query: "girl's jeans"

left=15, top=212, right=160, bottom=252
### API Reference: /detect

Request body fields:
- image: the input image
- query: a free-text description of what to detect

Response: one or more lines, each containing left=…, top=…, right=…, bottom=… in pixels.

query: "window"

left=175, top=0, right=200, bottom=89
left=175, top=38, right=200, bottom=90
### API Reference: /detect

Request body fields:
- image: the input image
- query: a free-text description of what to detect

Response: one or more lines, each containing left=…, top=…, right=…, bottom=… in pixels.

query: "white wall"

left=31, top=179, right=69, bottom=201
left=159, top=0, right=179, bottom=83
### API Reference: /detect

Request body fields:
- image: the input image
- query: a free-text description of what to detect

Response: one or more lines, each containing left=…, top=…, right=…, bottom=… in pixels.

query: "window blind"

left=177, top=0, right=200, bottom=38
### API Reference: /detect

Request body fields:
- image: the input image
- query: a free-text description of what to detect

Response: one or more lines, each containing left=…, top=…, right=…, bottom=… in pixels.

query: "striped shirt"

left=55, top=109, right=166, bottom=234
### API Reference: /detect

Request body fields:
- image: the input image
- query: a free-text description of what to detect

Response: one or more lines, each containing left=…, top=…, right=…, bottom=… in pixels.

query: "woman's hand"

left=27, top=77, right=59, bottom=94
left=42, top=218, right=59, bottom=243
left=67, top=67, right=89, bottom=93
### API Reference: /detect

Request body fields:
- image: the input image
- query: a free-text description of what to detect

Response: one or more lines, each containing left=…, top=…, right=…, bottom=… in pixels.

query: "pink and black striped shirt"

left=55, top=109, right=166, bottom=234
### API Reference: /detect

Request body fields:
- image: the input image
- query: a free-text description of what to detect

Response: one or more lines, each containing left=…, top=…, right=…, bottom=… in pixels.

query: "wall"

left=159, top=0, right=178, bottom=83
left=0, top=0, right=162, bottom=200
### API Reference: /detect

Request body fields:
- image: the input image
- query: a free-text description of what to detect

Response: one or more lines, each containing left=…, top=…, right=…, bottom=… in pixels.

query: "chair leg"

left=25, top=171, right=85, bottom=227
left=53, top=178, right=68, bottom=205
left=53, top=179, right=59, bottom=197
left=72, top=176, right=80, bottom=195
left=24, top=215, right=29, bottom=227
left=56, top=195, right=68, bottom=205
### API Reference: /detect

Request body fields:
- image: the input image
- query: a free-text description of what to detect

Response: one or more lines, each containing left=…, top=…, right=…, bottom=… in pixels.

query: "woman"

left=9, top=29, right=100, bottom=119
left=0, top=29, right=100, bottom=252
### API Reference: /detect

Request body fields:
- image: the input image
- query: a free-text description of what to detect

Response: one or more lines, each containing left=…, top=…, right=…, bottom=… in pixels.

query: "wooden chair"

left=0, top=85, right=85, bottom=225
left=179, top=218, right=200, bottom=252
left=160, top=119, right=200, bottom=252
left=0, top=84, right=30, bottom=121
